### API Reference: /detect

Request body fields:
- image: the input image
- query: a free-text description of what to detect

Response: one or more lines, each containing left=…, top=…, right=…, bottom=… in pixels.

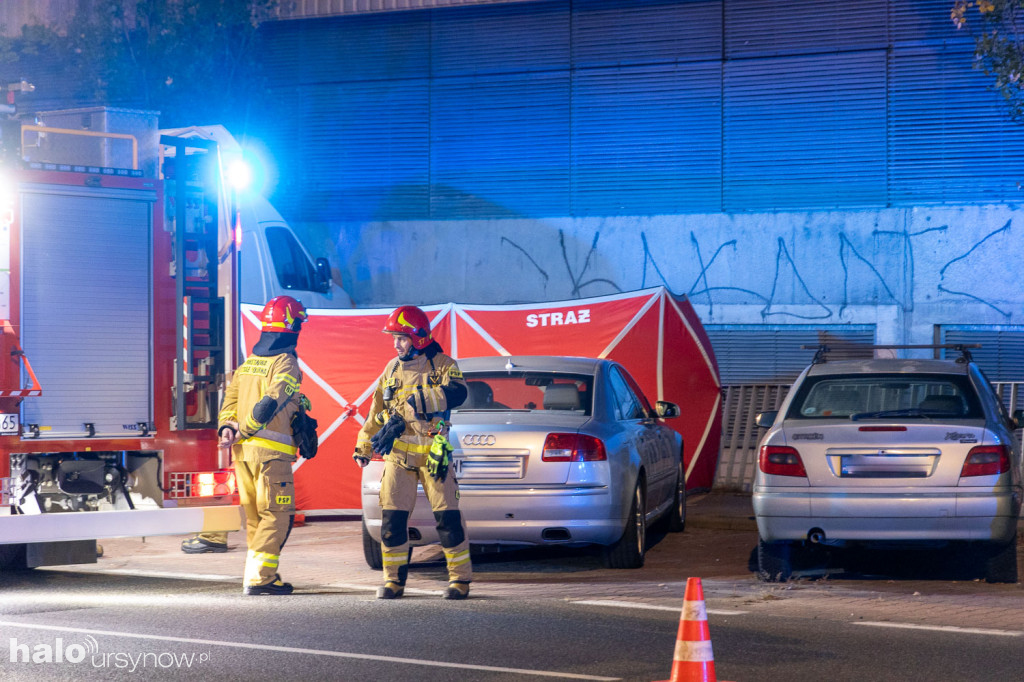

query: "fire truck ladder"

left=161, top=135, right=225, bottom=431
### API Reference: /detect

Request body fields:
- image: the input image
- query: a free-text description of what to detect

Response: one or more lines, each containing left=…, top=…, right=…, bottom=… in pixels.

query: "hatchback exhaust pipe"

left=807, top=528, right=826, bottom=544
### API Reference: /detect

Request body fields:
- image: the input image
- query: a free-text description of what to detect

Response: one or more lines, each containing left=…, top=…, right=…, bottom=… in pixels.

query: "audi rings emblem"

left=462, top=434, right=497, bottom=446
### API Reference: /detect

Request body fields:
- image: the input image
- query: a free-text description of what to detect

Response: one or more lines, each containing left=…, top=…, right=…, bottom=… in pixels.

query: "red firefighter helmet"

left=383, top=305, right=432, bottom=349
left=260, top=296, right=307, bottom=334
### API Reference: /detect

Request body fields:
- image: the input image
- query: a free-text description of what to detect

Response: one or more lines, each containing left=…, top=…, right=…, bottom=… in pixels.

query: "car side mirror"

left=656, top=401, right=680, bottom=419
left=1013, top=408, right=1024, bottom=430
left=314, top=257, right=333, bottom=293
left=755, top=410, right=778, bottom=428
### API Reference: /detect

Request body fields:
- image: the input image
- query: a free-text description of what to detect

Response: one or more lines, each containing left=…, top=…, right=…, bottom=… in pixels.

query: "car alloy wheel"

left=632, top=484, right=646, bottom=558
left=604, top=480, right=646, bottom=569
left=664, top=459, right=687, bottom=532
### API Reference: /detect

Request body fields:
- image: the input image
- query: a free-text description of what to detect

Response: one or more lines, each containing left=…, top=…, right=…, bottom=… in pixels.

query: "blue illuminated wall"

left=257, top=0, right=1024, bottom=221
left=254, top=0, right=1024, bottom=377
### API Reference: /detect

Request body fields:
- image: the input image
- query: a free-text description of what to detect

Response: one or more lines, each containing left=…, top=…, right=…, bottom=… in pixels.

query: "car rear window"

left=457, top=372, right=593, bottom=416
left=785, top=373, right=984, bottom=420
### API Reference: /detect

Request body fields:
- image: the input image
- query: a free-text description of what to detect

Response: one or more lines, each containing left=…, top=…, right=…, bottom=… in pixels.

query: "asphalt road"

left=1, top=497, right=1022, bottom=681
left=1, top=567, right=1021, bottom=682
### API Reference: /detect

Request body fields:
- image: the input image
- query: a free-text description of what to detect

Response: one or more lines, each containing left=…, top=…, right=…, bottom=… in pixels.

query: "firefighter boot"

left=244, top=574, right=294, bottom=596
left=377, top=548, right=410, bottom=599
left=444, top=581, right=470, bottom=600
left=376, top=581, right=405, bottom=599
left=181, top=533, right=229, bottom=554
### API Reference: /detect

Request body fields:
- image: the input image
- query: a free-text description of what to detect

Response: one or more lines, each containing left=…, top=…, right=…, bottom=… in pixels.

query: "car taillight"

left=960, top=444, right=1010, bottom=477
left=759, top=445, right=807, bottom=477
left=167, top=470, right=237, bottom=498
left=542, top=433, right=607, bottom=462
left=370, top=452, right=384, bottom=462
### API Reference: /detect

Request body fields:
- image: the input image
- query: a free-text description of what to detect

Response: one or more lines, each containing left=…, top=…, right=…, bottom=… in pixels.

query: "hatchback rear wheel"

left=604, top=481, right=646, bottom=569
left=757, top=538, right=793, bottom=582
left=984, top=535, right=1018, bottom=584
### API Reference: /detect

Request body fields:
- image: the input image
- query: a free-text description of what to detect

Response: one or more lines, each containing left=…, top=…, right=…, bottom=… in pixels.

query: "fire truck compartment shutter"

left=19, top=185, right=155, bottom=438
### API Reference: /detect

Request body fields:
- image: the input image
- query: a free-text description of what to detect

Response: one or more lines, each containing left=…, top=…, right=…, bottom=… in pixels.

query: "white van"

left=239, top=194, right=353, bottom=308
left=161, top=123, right=353, bottom=309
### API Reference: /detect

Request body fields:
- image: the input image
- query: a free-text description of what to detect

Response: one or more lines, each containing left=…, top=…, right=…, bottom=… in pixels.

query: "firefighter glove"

left=427, top=433, right=453, bottom=482
left=371, top=413, right=406, bottom=455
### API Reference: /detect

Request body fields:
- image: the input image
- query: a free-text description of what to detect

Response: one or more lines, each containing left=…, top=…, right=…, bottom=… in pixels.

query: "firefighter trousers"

left=379, top=460, right=472, bottom=586
left=235, top=458, right=296, bottom=587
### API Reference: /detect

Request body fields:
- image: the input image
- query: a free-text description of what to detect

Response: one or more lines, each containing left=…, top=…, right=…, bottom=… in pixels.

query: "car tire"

left=663, top=459, right=686, bottom=533
left=361, top=520, right=383, bottom=571
left=604, top=481, right=646, bottom=569
left=983, top=536, right=1018, bottom=584
left=757, top=538, right=793, bottom=582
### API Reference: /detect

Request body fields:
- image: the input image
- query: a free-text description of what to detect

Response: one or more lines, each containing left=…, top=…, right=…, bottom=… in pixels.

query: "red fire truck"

left=0, top=111, right=242, bottom=570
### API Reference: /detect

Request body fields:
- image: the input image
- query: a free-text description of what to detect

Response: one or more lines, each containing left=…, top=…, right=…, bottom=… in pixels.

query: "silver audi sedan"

left=361, top=355, right=685, bottom=569
left=753, top=354, right=1023, bottom=582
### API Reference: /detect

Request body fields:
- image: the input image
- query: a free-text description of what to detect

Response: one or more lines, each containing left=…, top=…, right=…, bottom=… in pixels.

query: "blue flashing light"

left=227, top=158, right=252, bottom=191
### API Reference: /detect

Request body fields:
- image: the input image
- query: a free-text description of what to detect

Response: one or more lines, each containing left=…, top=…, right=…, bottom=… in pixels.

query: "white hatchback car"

left=753, top=351, right=1023, bottom=582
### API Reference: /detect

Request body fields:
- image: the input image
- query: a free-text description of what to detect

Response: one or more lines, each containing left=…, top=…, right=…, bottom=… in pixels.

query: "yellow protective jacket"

left=356, top=349, right=466, bottom=468
left=219, top=352, right=302, bottom=464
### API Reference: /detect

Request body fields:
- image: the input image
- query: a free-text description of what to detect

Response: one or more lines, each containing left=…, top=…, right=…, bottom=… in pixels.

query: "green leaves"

left=952, top=0, right=1024, bottom=120
left=1, top=0, right=277, bottom=130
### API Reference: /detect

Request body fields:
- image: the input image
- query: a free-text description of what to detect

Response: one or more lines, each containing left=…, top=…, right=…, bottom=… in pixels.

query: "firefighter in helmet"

left=353, top=305, right=472, bottom=599
left=219, top=295, right=307, bottom=595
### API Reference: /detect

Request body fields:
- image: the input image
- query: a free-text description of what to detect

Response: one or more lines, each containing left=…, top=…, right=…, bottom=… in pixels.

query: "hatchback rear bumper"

left=362, top=484, right=624, bottom=546
left=753, top=488, right=1021, bottom=544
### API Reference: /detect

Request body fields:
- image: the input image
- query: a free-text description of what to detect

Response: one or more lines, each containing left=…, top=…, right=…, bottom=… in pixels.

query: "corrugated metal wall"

left=276, top=0, right=544, bottom=19
left=706, top=326, right=876, bottom=384
left=257, top=0, right=1024, bottom=222
left=0, top=0, right=540, bottom=36
left=939, top=328, right=1024, bottom=382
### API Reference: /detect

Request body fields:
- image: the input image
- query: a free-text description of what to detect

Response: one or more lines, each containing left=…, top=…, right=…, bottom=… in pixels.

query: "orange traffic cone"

left=657, top=577, right=717, bottom=682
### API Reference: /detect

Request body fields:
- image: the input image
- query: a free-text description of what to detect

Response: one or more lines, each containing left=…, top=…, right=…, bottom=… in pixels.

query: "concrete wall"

left=325, top=202, right=1023, bottom=345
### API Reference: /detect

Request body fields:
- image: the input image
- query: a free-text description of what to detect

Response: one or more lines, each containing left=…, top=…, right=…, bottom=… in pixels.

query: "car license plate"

left=0, top=413, right=18, bottom=435
left=451, top=457, right=463, bottom=479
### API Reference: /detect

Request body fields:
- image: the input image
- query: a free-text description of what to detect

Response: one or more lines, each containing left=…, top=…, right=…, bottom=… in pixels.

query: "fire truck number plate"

left=0, top=414, right=18, bottom=435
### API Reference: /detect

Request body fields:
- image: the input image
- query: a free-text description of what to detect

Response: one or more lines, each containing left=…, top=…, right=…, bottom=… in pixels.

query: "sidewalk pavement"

left=54, top=490, right=1024, bottom=641
left=685, top=491, right=757, bottom=532
left=81, top=492, right=761, bottom=594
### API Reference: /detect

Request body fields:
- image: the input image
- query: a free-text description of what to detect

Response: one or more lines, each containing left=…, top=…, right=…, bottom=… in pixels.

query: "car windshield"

left=455, top=371, right=593, bottom=416
left=785, top=373, right=983, bottom=420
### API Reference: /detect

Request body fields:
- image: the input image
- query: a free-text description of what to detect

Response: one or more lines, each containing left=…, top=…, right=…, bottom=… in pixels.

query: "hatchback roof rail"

left=800, top=343, right=981, bottom=365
